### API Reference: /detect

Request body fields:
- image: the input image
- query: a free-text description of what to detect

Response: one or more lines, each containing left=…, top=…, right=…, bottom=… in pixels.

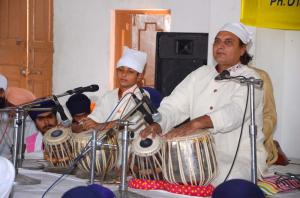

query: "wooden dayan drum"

left=43, top=126, right=74, bottom=167
left=130, top=134, right=164, bottom=180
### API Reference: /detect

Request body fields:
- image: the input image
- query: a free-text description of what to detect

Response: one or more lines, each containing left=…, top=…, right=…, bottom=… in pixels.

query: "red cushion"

left=164, top=182, right=214, bottom=197
left=128, top=179, right=165, bottom=190
left=128, top=178, right=214, bottom=197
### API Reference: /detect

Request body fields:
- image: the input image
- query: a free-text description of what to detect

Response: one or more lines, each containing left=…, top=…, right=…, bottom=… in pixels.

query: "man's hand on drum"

left=140, top=122, right=162, bottom=139
left=80, top=117, right=99, bottom=131
left=164, top=115, right=213, bottom=139
left=164, top=124, right=195, bottom=140
left=71, top=122, right=85, bottom=133
left=94, top=120, right=117, bottom=131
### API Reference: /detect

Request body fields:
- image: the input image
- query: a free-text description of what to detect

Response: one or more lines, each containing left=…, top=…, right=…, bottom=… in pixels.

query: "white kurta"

left=88, top=84, right=147, bottom=133
left=158, top=64, right=267, bottom=185
left=88, top=85, right=149, bottom=165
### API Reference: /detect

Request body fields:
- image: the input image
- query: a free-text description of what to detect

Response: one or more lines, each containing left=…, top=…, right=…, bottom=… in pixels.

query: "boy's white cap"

left=0, top=74, right=7, bottom=90
left=219, top=22, right=252, bottom=45
left=117, top=47, right=147, bottom=73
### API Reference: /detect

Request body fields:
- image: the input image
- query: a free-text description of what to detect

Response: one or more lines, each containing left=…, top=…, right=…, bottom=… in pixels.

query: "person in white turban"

left=81, top=47, right=149, bottom=167
left=82, top=46, right=148, bottom=130
left=140, top=22, right=267, bottom=185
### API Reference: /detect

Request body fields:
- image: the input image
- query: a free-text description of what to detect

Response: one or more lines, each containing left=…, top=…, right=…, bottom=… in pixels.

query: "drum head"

left=72, top=129, right=108, bottom=142
left=166, top=129, right=210, bottom=142
left=43, top=126, right=72, bottom=145
left=131, top=135, right=163, bottom=157
left=73, top=130, right=93, bottom=142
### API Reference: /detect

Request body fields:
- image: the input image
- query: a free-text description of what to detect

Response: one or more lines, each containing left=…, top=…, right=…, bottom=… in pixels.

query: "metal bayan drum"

left=130, top=134, right=164, bottom=180
left=72, top=129, right=118, bottom=176
left=162, top=130, right=218, bottom=186
left=43, top=126, right=74, bottom=167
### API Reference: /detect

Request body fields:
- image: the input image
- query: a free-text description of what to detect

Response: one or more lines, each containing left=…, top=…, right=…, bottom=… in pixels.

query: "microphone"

left=139, top=88, right=161, bottom=122
left=52, top=97, right=71, bottom=127
left=215, top=70, right=231, bottom=80
left=66, top=84, right=99, bottom=95
left=131, top=94, right=154, bottom=124
left=215, top=70, right=263, bottom=88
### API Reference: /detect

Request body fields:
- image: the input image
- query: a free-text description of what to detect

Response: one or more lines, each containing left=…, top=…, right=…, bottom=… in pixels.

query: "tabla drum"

left=43, top=126, right=74, bottom=167
left=162, top=130, right=218, bottom=186
left=72, top=129, right=118, bottom=176
left=130, top=134, right=164, bottom=180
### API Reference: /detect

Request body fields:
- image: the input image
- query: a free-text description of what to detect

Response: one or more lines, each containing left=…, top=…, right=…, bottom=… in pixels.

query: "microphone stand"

left=119, top=120, right=131, bottom=192
left=89, top=129, right=97, bottom=184
left=0, top=107, right=42, bottom=187
left=3, top=96, right=66, bottom=187
left=113, top=99, right=149, bottom=198
left=11, top=108, right=21, bottom=171
left=86, top=129, right=118, bottom=184
left=79, top=95, right=147, bottom=196
left=247, top=77, right=263, bottom=184
left=17, top=111, right=26, bottom=167
left=4, top=86, right=98, bottom=188
left=231, top=76, right=263, bottom=184
left=17, top=86, right=85, bottom=112
left=18, top=92, right=69, bottom=110
left=114, top=119, right=148, bottom=198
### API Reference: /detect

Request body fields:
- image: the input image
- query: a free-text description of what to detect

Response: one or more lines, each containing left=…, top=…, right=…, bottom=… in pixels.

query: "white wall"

left=208, top=0, right=241, bottom=65
left=254, top=29, right=300, bottom=158
left=281, top=31, right=300, bottom=158
left=53, top=0, right=300, bottom=158
left=54, top=0, right=109, bottom=102
left=53, top=0, right=211, bottom=98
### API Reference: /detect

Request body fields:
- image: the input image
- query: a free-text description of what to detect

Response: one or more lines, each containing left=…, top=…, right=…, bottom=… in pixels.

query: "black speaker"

left=155, top=32, right=208, bottom=97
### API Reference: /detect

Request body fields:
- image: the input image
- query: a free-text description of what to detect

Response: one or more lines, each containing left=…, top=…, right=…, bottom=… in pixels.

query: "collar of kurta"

left=227, top=63, right=244, bottom=73
left=215, top=63, right=245, bottom=74
left=118, top=84, right=139, bottom=99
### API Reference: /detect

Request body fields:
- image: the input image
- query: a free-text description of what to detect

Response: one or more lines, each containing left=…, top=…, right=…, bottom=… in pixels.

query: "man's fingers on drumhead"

left=151, top=131, right=156, bottom=138
left=140, top=131, right=146, bottom=139
left=144, top=130, right=152, bottom=139
left=81, top=117, right=89, bottom=122
left=164, top=133, right=169, bottom=139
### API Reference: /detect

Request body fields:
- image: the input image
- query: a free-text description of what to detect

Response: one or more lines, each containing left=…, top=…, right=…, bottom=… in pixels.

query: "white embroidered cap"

left=219, top=22, right=252, bottom=44
left=117, top=47, right=147, bottom=73
left=0, top=74, right=7, bottom=90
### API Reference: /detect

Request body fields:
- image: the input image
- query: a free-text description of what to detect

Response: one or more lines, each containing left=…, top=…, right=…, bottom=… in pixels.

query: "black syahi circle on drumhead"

left=51, top=130, right=63, bottom=138
left=140, top=138, right=153, bottom=148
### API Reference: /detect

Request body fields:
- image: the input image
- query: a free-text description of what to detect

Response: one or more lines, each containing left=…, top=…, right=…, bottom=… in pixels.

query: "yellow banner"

left=240, top=0, right=300, bottom=30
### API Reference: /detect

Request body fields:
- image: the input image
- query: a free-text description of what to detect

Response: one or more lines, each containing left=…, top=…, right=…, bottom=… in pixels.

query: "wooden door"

left=27, top=0, right=53, bottom=97
left=114, top=10, right=170, bottom=88
left=114, top=11, right=133, bottom=88
left=0, top=0, right=27, bottom=87
left=132, top=14, right=171, bottom=87
left=0, top=0, right=53, bottom=98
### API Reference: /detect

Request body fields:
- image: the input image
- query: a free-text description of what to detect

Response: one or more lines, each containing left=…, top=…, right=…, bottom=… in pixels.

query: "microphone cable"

left=223, top=84, right=250, bottom=183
